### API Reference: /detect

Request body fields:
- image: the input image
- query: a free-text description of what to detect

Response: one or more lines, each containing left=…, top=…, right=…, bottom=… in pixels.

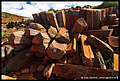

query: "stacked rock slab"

left=46, top=11, right=59, bottom=31
left=66, top=9, right=80, bottom=31
left=56, top=10, right=66, bottom=28
left=87, top=35, right=114, bottom=69
left=92, top=48, right=106, bottom=69
left=53, top=63, right=118, bottom=80
left=87, top=35, right=114, bottom=59
left=79, top=8, right=106, bottom=30
left=81, top=35, right=94, bottom=67
left=39, top=11, right=50, bottom=29
left=87, top=29, right=113, bottom=37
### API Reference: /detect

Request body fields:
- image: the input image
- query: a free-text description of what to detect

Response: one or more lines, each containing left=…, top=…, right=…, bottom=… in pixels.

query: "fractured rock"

left=8, top=31, right=32, bottom=46
left=81, top=35, right=94, bottom=67
left=72, top=18, right=87, bottom=34
left=53, top=63, right=118, bottom=80
left=56, top=10, right=66, bottom=27
left=28, top=23, right=46, bottom=32
left=87, top=35, right=114, bottom=60
left=55, top=28, right=70, bottom=43
left=32, top=32, right=50, bottom=48
left=46, top=40, right=67, bottom=60
left=48, top=26, right=58, bottom=38
left=46, top=11, right=59, bottom=31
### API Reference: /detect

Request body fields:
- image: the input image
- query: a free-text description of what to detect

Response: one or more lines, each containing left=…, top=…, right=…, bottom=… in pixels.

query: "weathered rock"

left=114, top=53, right=119, bottom=71
left=108, top=36, right=119, bottom=47
left=32, top=32, right=50, bottom=48
left=109, top=25, right=118, bottom=36
left=8, top=31, right=32, bottom=46
left=72, top=18, right=87, bottom=34
left=2, top=49, right=33, bottom=72
left=56, top=10, right=66, bottom=27
left=101, top=25, right=109, bottom=30
left=92, top=48, right=106, bottom=69
left=31, top=45, right=46, bottom=57
left=30, top=64, right=37, bottom=74
left=39, top=11, right=50, bottom=29
left=81, top=35, right=94, bottom=67
left=87, top=35, right=114, bottom=60
left=46, top=11, right=59, bottom=31
left=43, top=63, right=55, bottom=79
left=25, top=28, right=40, bottom=37
left=1, top=75, right=17, bottom=80
left=28, top=23, right=46, bottom=32
left=48, top=26, right=58, bottom=38
left=46, top=40, right=67, bottom=60
left=32, top=13, right=40, bottom=23
left=37, top=65, right=45, bottom=72
left=17, top=74, right=36, bottom=80
left=87, top=29, right=113, bottom=37
left=66, top=14, right=80, bottom=31
left=53, top=63, right=119, bottom=80
left=55, top=28, right=70, bottom=43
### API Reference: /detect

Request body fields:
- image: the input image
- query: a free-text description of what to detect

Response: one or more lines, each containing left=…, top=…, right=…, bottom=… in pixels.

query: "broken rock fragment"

left=46, top=40, right=67, bottom=60
left=81, top=35, right=94, bottom=67
left=55, top=27, right=70, bottom=43
left=32, top=32, right=50, bottom=48
left=28, top=23, right=46, bottom=32
left=8, top=31, right=32, bottom=46
left=72, top=17, right=87, bottom=34
left=48, top=26, right=58, bottom=38
left=87, top=35, right=114, bottom=60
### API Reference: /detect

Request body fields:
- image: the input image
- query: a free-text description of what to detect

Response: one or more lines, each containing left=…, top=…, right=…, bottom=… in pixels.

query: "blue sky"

left=2, top=1, right=103, bottom=18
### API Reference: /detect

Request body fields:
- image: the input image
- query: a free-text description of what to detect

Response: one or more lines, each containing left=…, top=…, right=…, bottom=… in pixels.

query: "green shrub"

left=2, top=32, right=5, bottom=37
left=76, top=6, right=81, bottom=8
left=48, top=8, right=55, bottom=11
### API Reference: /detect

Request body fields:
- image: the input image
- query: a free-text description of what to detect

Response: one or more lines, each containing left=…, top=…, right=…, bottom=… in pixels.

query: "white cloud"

left=2, top=1, right=103, bottom=18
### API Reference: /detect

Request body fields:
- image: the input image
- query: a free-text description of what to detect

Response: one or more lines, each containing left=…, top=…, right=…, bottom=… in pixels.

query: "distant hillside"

left=1, top=12, right=29, bottom=25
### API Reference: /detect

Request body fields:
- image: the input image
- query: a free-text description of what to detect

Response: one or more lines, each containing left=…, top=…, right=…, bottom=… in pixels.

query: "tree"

left=92, top=1, right=119, bottom=9
left=84, top=5, right=92, bottom=8
left=48, top=8, right=55, bottom=11
left=76, top=6, right=81, bottom=8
